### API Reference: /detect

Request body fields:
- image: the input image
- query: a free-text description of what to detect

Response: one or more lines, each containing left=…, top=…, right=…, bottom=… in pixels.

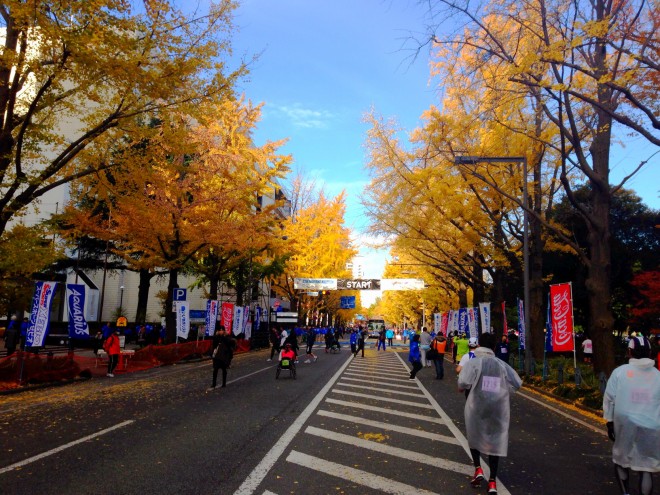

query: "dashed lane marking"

left=0, top=420, right=135, bottom=475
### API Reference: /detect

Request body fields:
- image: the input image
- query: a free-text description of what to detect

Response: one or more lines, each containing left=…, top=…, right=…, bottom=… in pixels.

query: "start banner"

left=550, top=283, right=575, bottom=352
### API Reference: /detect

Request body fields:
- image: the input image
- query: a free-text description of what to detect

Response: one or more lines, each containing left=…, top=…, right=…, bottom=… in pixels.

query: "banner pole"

left=570, top=282, right=577, bottom=371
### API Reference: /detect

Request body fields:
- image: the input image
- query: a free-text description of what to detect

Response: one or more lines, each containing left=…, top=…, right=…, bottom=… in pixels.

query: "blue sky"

left=228, top=0, right=660, bottom=296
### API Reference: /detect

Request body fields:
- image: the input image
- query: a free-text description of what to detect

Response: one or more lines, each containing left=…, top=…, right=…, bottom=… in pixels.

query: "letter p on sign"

left=173, top=288, right=187, bottom=301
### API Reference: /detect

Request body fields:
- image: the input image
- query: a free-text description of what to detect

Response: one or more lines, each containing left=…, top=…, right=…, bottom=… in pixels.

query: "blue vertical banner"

left=66, top=284, right=90, bottom=339
left=517, top=298, right=526, bottom=350
left=175, top=301, right=190, bottom=339
left=27, top=281, right=58, bottom=347
left=458, top=308, right=469, bottom=335
left=545, top=294, right=553, bottom=352
left=253, top=306, right=262, bottom=332
left=467, top=307, right=478, bottom=338
left=205, top=299, right=218, bottom=336
left=479, top=302, right=491, bottom=333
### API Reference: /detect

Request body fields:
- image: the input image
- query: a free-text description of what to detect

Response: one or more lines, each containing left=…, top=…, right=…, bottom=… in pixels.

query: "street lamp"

left=454, top=155, right=530, bottom=372
left=119, top=286, right=125, bottom=315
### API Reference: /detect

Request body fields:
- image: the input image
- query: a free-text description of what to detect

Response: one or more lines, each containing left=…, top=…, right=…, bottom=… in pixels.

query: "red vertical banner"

left=440, top=312, right=449, bottom=336
left=550, top=283, right=575, bottom=352
left=502, top=301, right=508, bottom=335
left=221, top=302, right=234, bottom=335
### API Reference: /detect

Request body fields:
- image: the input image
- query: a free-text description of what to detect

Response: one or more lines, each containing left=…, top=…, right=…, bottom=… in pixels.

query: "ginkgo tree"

left=272, top=189, right=357, bottom=325
left=62, top=98, right=290, bottom=340
left=0, top=0, right=245, bottom=237
left=421, top=0, right=659, bottom=374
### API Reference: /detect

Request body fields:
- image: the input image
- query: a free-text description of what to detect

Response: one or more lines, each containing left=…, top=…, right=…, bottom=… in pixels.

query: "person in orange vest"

left=103, top=330, right=121, bottom=377
left=431, top=333, right=448, bottom=379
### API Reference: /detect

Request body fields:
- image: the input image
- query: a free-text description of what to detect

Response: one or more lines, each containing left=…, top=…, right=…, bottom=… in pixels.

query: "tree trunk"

left=134, top=269, right=154, bottom=324
left=530, top=152, right=545, bottom=361
left=209, top=274, right=219, bottom=301
left=165, top=269, right=179, bottom=344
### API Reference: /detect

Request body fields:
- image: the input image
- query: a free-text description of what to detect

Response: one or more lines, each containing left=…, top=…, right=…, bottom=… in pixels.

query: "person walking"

left=304, top=327, right=318, bottom=363
left=431, top=333, right=448, bottom=379
left=603, top=334, right=660, bottom=495
left=420, top=326, right=432, bottom=367
left=324, top=327, right=334, bottom=353
left=386, top=327, right=394, bottom=347
left=103, top=330, right=121, bottom=377
left=495, top=335, right=510, bottom=364
left=408, top=334, right=423, bottom=380
left=350, top=328, right=359, bottom=357
left=377, top=329, right=387, bottom=351
left=458, top=333, right=522, bottom=494
left=208, top=325, right=236, bottom=391
left=457, top=337, right=479, bottom=373
left=581, top=335, right=593, bottom=363
left=267, top=325, right=281, bottom=362
left=3, top=316, right=19, bottom=356
left=358, top=327, right=368, bottom=358
left=454, top=333, right=470, bottom=363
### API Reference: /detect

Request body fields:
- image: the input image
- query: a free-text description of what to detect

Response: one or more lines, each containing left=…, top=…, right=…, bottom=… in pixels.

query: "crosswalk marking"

left=316, top=409, right=460, bottom=445
left=304, top=425, right=474, bottom=475
left=330, top=389, right=435, bottom=409
left=339, top=376, right=419, bottom=390
left=286, top=450, right=440, bottom=495
left=334, top=382, right=427, bottom=397
left=343, top=370, right=410, bottom=381
left=348, top=363, right=403, bottom=372
left=325, top=398, right=446, bottom=424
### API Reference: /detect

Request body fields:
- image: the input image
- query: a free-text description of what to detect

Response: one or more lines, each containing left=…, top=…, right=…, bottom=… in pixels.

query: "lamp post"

left=119, top=286, right=125, bottom=316
left=454, top=155, right=530, bottom=372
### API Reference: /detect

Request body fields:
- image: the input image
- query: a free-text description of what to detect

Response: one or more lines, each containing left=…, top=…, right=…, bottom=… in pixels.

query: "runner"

left=304, top=327, right=318, bottom=363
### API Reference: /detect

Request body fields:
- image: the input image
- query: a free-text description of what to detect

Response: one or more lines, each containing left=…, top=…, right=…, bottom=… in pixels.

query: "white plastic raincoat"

left=457, top=347, right=522, bottom=456
left=603, top=358, right=660, bottom=472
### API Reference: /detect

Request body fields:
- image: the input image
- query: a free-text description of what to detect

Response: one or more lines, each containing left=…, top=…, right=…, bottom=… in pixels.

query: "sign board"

left=340, top=296, right=356, bottom=309
left=293, top=278, right=337, bottom=290
left=116, top=316, right=128, bottom=327
left=274, top=311, right=298, bottom=324
left=337, top=279, right=380, bottom=290
left=380, top=279, right=425, bottom=291
left=173, top=288, right=187, bottom=301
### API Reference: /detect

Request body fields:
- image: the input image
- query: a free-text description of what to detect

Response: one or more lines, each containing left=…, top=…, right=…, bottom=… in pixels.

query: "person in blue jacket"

left=408, top=333, right=423, bottom=379
left=350, top=328, right=359, bottom=357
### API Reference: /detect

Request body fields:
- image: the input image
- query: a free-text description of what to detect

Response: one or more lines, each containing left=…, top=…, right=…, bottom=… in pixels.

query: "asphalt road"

left=0, top=343, right=622, bottom=495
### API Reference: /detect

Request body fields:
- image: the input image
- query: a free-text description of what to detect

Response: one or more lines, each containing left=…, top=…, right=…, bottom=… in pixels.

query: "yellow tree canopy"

left=0, top=0, right=245, bottom=236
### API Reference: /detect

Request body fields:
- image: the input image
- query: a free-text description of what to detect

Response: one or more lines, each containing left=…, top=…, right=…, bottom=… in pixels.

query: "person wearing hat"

left=456, top=336, right=479, bottom=374
left=604, top=332, right=660, bottom=495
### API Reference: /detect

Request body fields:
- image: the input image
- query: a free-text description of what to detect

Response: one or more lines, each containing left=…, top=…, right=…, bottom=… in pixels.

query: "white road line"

left=0, top=420, right=135, bottom=475
left=233, top=354, right=354, bottom=495
left=286, top=450, right=439, bottom=495
left=334, top=382, right=426, bottom=398
left=518, top=390, right=607, bottom=436
left=317, top=409, right=460, bottom=445
left=348, top=363, right=404, bottom=372
left=393, top=352, right=513, bottom=495
left=325, top=398, right=446, bottom=424
left=343, top=371, right=410, bottom=382
left=305, top=426, right=473, bottom=475
left=339, top=377, right=419, bottom=389
left=330, top=389, right=435, bottom=409
left=262, top=491, right=279, bottom=495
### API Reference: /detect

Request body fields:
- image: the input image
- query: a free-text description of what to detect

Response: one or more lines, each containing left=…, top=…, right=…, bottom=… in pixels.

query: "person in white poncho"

left=458, top=333, right=522, bottom=495
left=603, top=334, right=660, bottom=495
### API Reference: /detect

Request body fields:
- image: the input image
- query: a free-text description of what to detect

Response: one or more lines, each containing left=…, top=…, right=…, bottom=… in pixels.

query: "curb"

left=523, top=382, right=603, bottom=417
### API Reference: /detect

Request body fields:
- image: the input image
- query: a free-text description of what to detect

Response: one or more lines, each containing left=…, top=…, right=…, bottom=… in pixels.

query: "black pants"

left=387, top=338, right=393, bottom=346
left=270, top=343, right=280, bottom=359
left=471, top=448, right=499, bottom=480
left=212, top=364, right=228, bottom=388
left=108, top=354, right=119, bottom=374
left=410, top=360, right=423, bottom=378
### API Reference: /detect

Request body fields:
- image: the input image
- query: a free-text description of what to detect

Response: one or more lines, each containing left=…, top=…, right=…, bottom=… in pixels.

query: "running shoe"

left=106, top=373, right=114, bottom=377
left=470, top=467, right=485, bottom=486
left=313, top=356, right=318, bottom=362
left=266, top=358, right=272, bottom=362
left=304, top=359, right=311, bottom=363
left=487, top=480, right=497, bottom=493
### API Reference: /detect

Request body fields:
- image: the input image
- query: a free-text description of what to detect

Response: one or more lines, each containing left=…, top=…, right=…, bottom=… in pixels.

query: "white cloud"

left=272, top=103, right=335, bottom=129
